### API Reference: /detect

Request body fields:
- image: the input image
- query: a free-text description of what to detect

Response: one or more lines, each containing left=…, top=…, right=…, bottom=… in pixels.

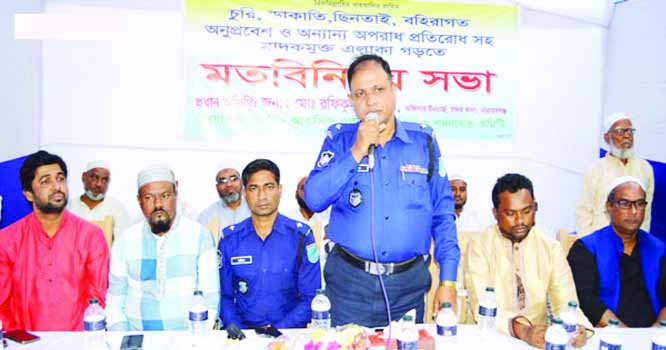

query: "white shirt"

left=576, top=154, right=654, bottom=236
left=197, top=198, right=251, bottom=236
left=455, top=207, right=482, bottom=232
left=68, top=195, right=131, bottom=239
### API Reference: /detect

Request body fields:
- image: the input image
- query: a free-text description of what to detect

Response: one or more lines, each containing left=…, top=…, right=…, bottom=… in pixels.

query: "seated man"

left=219, top=159, right=321, bottom=329
left=465, top=173, right=591, bottom=348
left=106, top=164, right=220, bottom=330
left=0, top=151, right=109, bottom=331
left=568, top=176, right=666, bottom=327
left=68, top=161, right=131, bottom=240
left=449, top=174, right=482, bottom=232
left=198, top=166, right=251, bottom=240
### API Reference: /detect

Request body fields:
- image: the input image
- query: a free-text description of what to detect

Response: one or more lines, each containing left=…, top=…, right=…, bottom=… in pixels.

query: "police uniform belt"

left=334, top=245, right=421, bottom=276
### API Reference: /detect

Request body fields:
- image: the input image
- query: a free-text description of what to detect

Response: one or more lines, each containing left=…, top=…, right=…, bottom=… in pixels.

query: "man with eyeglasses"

left=198, top=167, right=251, bottom=243
left=568, top=176, right=666, bottom=327
left=575, top=112, right=654, bottom=236
left=106, top=164, right=220, bottom=330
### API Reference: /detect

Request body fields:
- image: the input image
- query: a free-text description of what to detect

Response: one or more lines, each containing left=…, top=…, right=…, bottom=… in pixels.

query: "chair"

left=558, top=229, right=578, bottom=255
left=425, top=230, right=477, bottom=324
left=206, top=219, right=221, bottom=246
left=92, top=216, right=114, bottom=250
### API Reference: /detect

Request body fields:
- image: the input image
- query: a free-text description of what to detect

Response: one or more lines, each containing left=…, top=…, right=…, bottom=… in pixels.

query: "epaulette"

left=402, top=121, right=434, bottom=136
left=326, top=122, right=356, bottom=140
left=222, top=224, right=239, bottom=239
left=295, top=221, right=312, bottom=237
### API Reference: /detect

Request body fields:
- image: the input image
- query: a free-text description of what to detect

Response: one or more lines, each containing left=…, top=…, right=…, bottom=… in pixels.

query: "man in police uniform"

left=304, top=54, right=459, bottom=326
left=218, top=159, right=321, bottom=330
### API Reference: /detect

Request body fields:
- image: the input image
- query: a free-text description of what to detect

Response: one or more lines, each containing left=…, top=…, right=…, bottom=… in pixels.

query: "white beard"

left=85, top=190, right=105, bottom=201
left=609, top=143, right=634, bottom=160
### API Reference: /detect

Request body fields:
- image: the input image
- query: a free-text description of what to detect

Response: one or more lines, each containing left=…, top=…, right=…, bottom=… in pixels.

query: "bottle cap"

left=660, top=320, right=666, bottom=327
left=567, top=300, right=578, bottom=308
left=485, top=287, right=494, bottom=292
left=403, top=315, right=413, bottom=322
left=316, top=289, right=325, bottom=295
left=552, top=318, right=563, bottom=325
left=88, top=298, right=99, bottom=304
left=441, top=302, right=452, bottom=309
left=608, top=319, right=619, bottom=326
left=193, top=290, right=203, bottom=296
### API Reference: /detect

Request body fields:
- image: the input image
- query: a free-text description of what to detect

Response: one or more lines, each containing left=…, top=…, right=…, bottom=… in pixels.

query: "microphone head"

left=365, top=112, right=379, bottom=122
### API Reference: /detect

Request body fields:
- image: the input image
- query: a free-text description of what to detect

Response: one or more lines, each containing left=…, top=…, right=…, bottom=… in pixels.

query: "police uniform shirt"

left=304, top=118, right=460, bottom=281
left=218, top=214, right=321, bottom=329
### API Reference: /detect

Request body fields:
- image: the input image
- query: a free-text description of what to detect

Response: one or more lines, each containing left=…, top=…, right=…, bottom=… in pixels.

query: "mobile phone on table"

left=4, top=330, right=40, bottom=344
left=120, top=334, right=143, bottom=350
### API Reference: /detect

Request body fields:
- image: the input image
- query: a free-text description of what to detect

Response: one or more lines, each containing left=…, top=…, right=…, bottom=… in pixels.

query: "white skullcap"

left=449, top=174, right=466, bottom=182
left=603, top=112, right=632, bottom=133
left=137, top=164, right=176, bottom=189
left=85, top=161, right=109, bottom=172
left=606, top=176, right=646, bottom=197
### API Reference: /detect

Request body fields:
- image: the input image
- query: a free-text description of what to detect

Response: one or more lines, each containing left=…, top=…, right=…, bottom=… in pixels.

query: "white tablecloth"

left=4, top=324, right=654, bottom=350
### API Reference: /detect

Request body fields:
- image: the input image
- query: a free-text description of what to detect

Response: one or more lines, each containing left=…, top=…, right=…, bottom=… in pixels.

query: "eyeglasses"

left=610, top=128, right=636, bottom=137
left=217, top=175, right=240, bottom=185
left=613, top=199, right=648, bottom=210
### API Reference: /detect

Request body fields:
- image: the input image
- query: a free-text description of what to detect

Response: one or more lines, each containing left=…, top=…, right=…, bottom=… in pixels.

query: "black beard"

left=150, top=218, right=172, bottom=234
left=36, top=197, right=67, bottom=214
left=296, top=195, right=310, bottom=211
left=454, top=204, right=463, bottom=210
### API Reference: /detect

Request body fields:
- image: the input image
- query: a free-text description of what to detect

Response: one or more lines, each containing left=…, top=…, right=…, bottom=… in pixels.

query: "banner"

left=184, top=0, right=518, bottom=149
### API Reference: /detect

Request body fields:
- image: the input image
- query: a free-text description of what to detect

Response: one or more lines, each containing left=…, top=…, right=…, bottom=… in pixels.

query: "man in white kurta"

left=68, top=161, right=130, bottom=240
left=198, top=167, right=251, bottom=240
left=576, top=112, right=654, bottom=236
left=449, top=174, right=483, bottom=232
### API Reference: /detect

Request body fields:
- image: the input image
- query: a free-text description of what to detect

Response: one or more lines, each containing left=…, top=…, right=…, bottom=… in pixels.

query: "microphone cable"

left=368, top=160, right=393, bottom=349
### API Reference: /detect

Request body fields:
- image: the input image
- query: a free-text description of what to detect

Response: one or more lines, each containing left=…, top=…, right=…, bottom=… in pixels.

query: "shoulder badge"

left=306, top=243, right=319, bottom=263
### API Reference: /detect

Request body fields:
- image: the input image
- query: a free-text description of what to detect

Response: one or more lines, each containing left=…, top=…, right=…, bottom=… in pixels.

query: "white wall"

left=0, top=0, right=43, bottom=161
left=603, top=0, right=666, bottom=163
left=6, top=1, right=610, bottom=232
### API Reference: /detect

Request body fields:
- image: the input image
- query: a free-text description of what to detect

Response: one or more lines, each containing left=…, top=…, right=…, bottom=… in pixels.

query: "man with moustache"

left=198, top=167, right=251, bottom=241
left=219, top=159, right=321, bottom=330
left=68, top=161, right=131, bottom=240
left=568, top=176, right=666, bottom=327
left=576, top=112, right=654, bottom=236
left=465, top=174, right=591, bottom=348
left=305, top=54, right=459, bottom=326
left=449, top=174, right=482, bottom=231
left=0, top=151, right=109, bottom=331
left=106, top=164, right=219, bottom=330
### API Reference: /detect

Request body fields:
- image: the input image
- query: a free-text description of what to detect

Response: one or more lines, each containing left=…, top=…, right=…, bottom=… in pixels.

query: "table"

left=4, top=324, right=655, bottom=350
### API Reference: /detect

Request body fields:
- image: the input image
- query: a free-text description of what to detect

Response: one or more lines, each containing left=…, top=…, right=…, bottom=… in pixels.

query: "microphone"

left=366, top=112, right=379, bottom=170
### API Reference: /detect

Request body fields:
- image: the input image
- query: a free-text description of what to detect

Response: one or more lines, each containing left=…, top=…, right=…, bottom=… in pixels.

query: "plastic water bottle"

left=397, top=314, right=419, bottom=350
left=544, top=318, right=568, bottom=350
left=598, top=319, right=622, bottom=350
left=189, top=290, right=209, bottom=346
left=435, top=302, right=457, bottom=349
left=652, top=320, right=666, bottom=350
left=560, top=300, right=579, bottom=348
left=478, top=287, right=498, bottom=336
left=83, top=298, right=107, bottom=350
left=311, top=289, right=331, bottom=330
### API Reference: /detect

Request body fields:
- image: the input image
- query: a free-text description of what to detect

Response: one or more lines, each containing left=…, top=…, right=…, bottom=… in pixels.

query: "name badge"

left=230, top=256, right=253, bottom=265
left=357, top=164, right=369, bottom=173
